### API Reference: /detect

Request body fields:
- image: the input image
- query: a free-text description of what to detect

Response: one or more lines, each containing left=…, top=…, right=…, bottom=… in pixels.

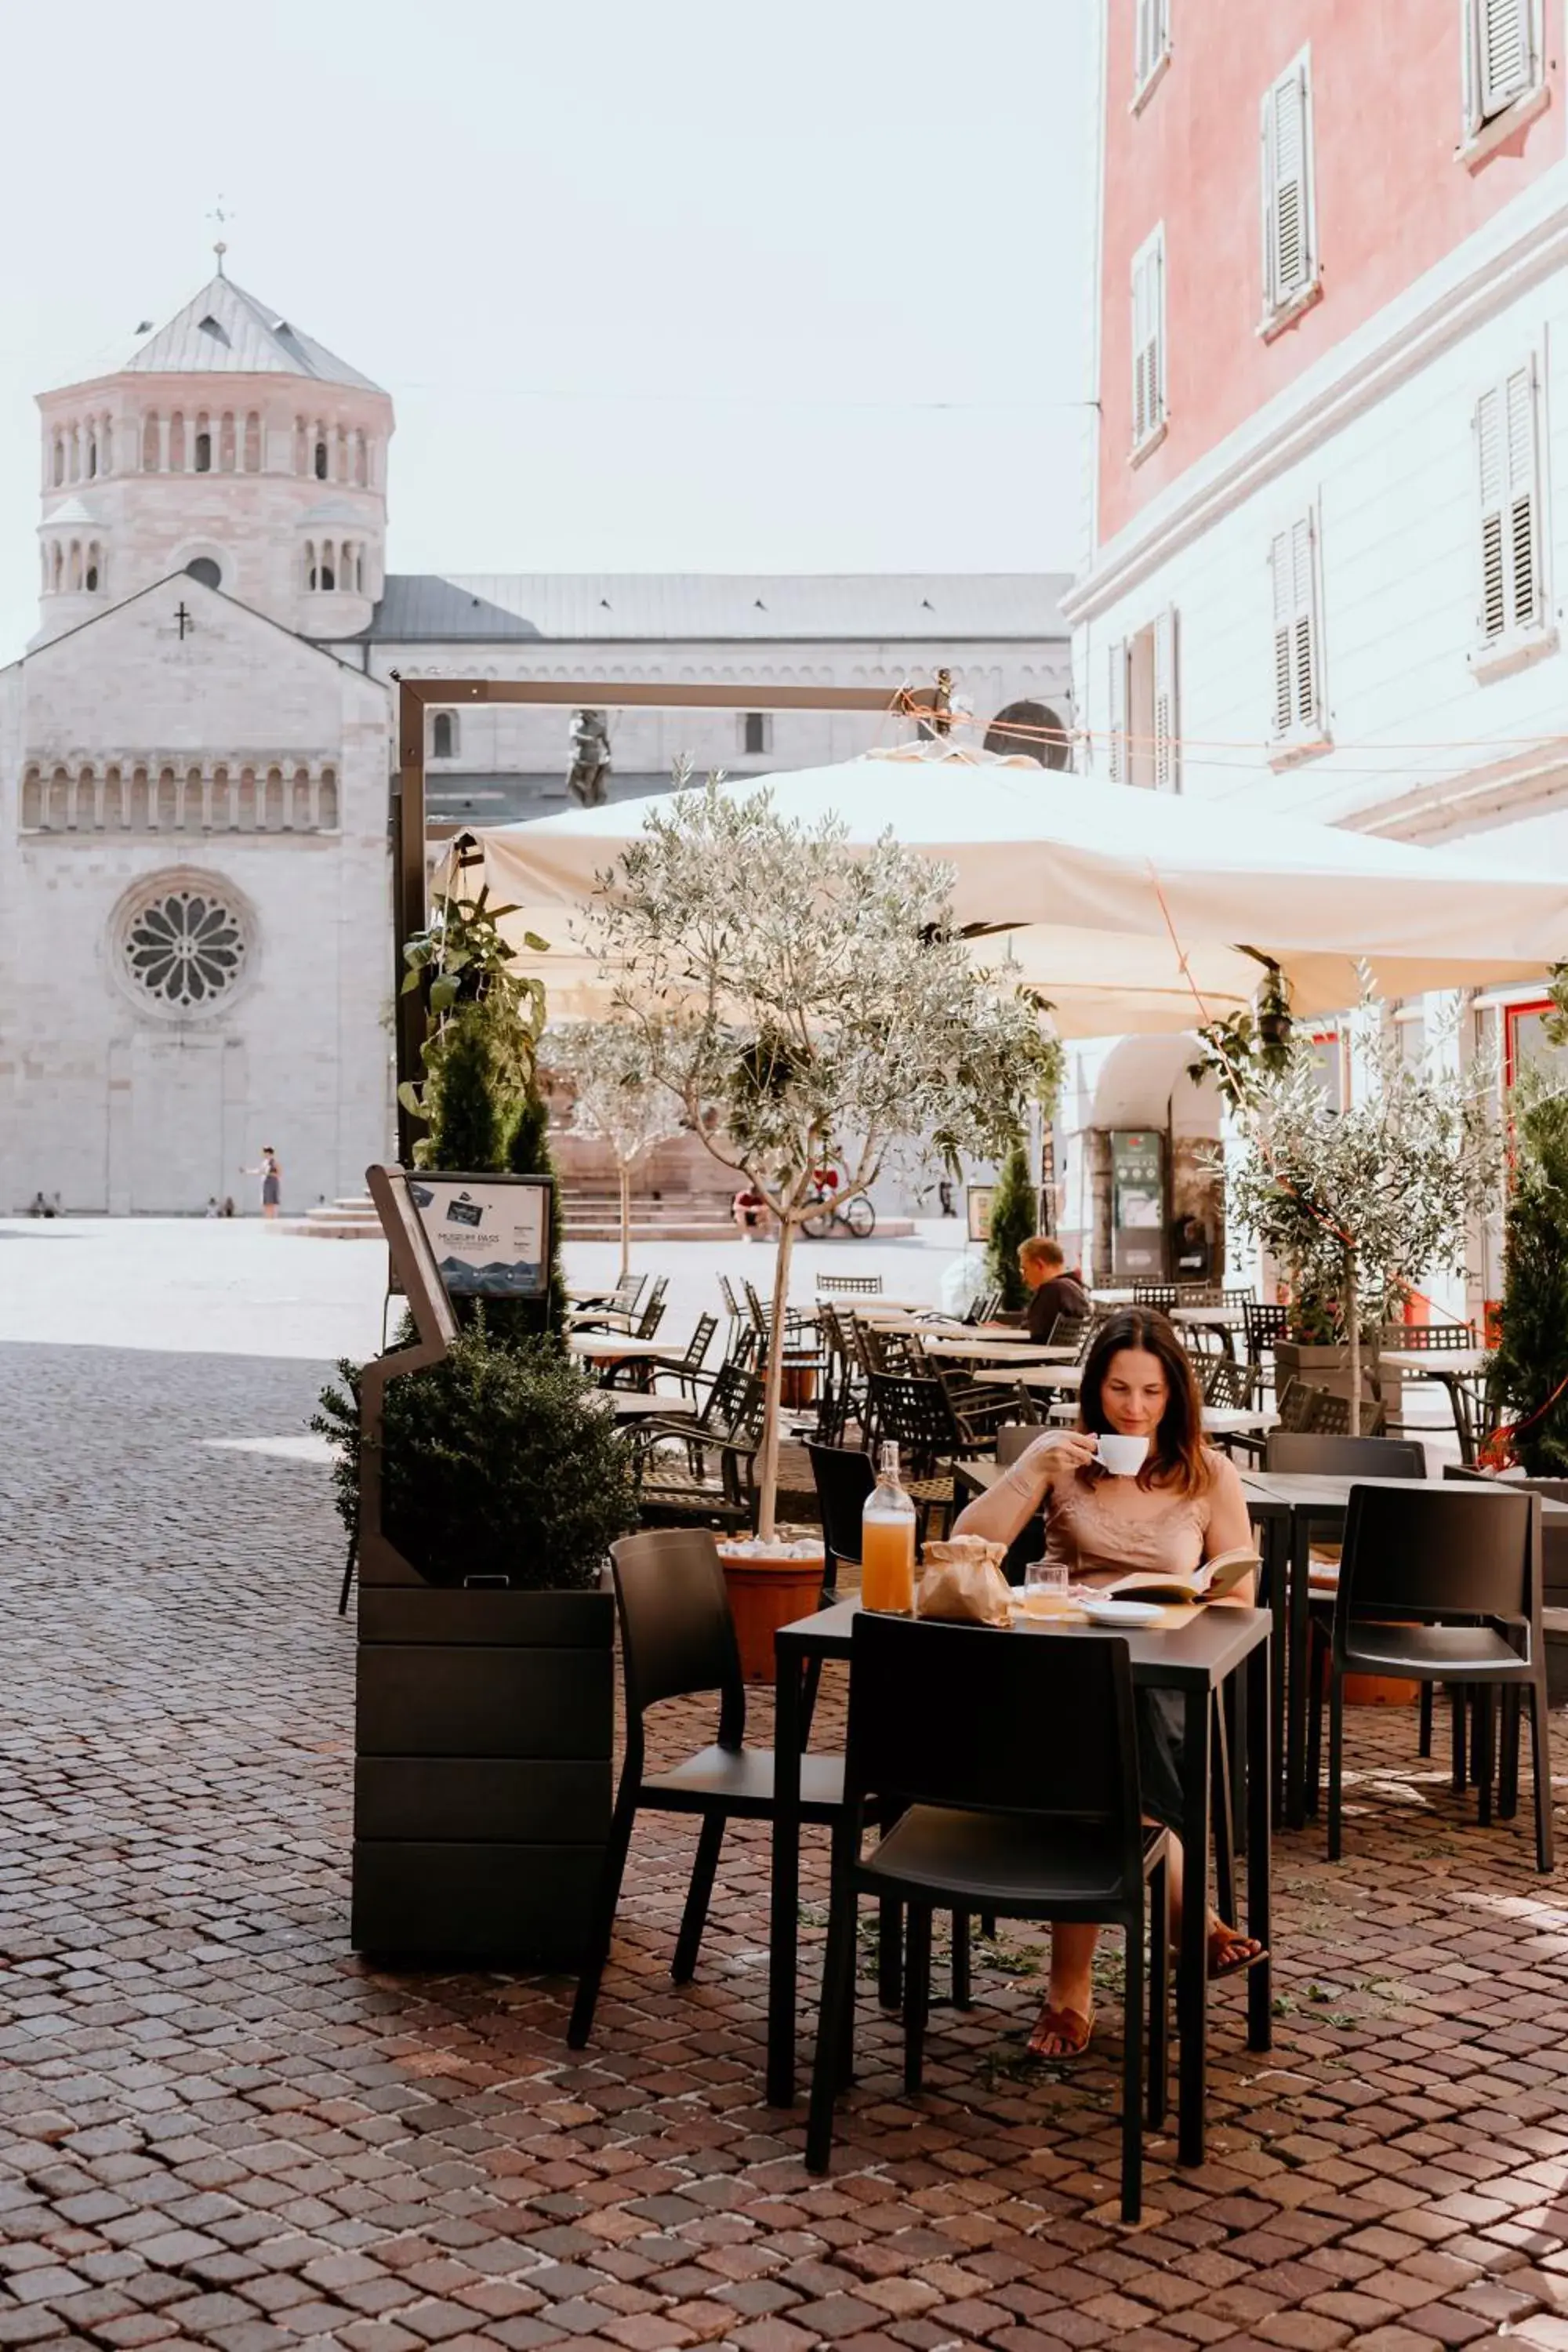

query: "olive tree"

left=543, top=1019, right=685, bottom=1276
left=1225, top=1012, right=1502, bottom=1430
left=592, top=777, right=1062, bottom=1534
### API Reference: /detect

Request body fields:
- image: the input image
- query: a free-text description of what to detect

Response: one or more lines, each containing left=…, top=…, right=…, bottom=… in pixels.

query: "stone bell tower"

left=32, top=249, right=394, bottom=648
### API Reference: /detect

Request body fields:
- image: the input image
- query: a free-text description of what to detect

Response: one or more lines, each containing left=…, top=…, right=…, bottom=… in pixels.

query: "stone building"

left=0, top=263, right=1070, bottom=1214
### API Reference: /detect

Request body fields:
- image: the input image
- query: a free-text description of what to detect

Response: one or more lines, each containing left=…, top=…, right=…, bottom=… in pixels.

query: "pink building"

left=1058, top=0, right=1568, bottom=1288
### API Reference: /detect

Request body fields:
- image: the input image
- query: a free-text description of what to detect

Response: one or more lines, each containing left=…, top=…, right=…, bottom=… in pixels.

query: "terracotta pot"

left=717, top=1548, right=826, bottom=1682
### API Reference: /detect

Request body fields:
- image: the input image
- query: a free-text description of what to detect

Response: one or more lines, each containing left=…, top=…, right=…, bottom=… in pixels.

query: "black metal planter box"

left=352, top=1581, right=614, bottom=1966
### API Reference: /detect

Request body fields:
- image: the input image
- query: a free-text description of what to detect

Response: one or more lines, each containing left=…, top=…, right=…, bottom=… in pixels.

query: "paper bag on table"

left=916, top=1535, right=1012, bottom=1628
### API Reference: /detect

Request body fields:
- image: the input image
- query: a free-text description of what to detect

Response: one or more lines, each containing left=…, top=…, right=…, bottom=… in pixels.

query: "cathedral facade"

left=0, top=268, right=1070, bottom=1214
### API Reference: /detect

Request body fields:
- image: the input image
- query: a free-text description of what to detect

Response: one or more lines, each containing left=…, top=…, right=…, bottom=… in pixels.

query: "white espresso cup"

left=1096, top=1432, right=1150, bottom=1477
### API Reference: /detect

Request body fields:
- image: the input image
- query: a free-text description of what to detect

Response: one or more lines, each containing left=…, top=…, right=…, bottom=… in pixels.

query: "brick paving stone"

left=4, top=1342, right=1568, bottom=2352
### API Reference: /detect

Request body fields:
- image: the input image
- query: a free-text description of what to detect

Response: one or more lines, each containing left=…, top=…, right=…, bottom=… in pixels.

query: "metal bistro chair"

left=1132, top=1283, right=1180, bottom=1311
left=817, top=1272, right=884, bottom=1297
left=1308, top=1483, right=1553, bottom=1871
left=862, top=1374, right=960, bottom=1535
left=570, top=1271, right=652, bottom=1334
left=1202, top=1358, right=1266, bottom=1463
left=631, top=1363, right=766, bottom=1533
left=1242, top=1302, right=1290, bottom=1402
left=805, top=1615, right=1171, bottom=2223
left=813, top=1303, right=864, bottom=1447
left=646, top=1313, right=719, bottom=1407
left=1273, top=1381, right=1388, bottom=1439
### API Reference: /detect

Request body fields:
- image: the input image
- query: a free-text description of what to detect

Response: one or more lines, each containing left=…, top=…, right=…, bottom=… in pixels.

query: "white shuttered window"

left=1152, top=608, right=1179, bottom=792
left=1134, top=0, right=1170, bottom=96
left=1131, top=226, right=1166, bottom=450
left=1108, top=640, right=1128, bottom=781
left=1261, top=54, right=1316, bottom=318
left=1463, top=0, right=1537, bottom=135
left=1475, top=362, right=1542, bottom=644
left=1269, top=515, right=1322, bottom=740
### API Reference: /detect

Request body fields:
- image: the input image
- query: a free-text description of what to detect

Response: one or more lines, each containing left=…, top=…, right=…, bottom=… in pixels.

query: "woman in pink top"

left=953, top=1308, right=1265, bottom=2058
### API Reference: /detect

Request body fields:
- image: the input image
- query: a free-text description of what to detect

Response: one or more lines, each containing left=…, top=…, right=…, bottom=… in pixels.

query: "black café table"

left=769, top=1598, right=1272, bottom=2168
left=1241, top=1470, right=1568, bottom=1832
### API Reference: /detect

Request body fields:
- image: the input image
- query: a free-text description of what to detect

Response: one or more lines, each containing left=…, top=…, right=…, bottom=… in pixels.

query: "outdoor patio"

left=3, top=1338, right=1567, bottom=2352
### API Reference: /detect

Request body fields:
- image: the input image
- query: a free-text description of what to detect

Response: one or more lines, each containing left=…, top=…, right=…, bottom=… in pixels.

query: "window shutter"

left=1478, top=0, right=1533, bottom=121
left=1476, top=361, right=1541, bottom=641
left=1108, top=641, right=1128, bottom=781
left=1131, top=231, right=1164, bottom=446
left=1269, top=517, right=1319, bottom=735
left=1153, top=607, right=1179, bottom=791
left=1262, top=60, right=1312, bottom=311
left=1135, top=0, right=1166, bottom=88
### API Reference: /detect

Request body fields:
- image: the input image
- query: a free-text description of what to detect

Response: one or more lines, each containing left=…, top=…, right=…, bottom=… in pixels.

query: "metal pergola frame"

left=392, top=674, right=907, bottom=1162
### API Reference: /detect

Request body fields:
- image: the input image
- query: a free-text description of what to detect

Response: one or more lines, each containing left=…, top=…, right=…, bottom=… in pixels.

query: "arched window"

left=53, top=434, right=64, bottom=486
left=21, top=770, right=42, bottom=828
left=142, top=412, right=159, bottom=471
left=263, top=767, right=285, bottom=829
left=85, top=543, right=100, bottom=593
left=87, top=431, right=97, bottom=479
left=169, top=412, right=186, bottom=470
left=982, top=699, right=1072, bottom=770
left=155, top=768, right=178, bottom=829
left=194, top=420, right=212, bottom=473
left=238, top=768, right=257, bottom=828
left=354, top=547, right=364, bottom=592
left=50, top=542, right=62, bottom=592
left=354, top=430, right=368, bottom=487
left=318, top=768, right=339, bottom=828
left=103, top=767, right=123, bottom=828
left=243, top=411, right=261, bottom=472
left=219, top=412, right=236, bottom=471
left=129, top=768, right=149, bottom=829
left=68, top=541, right=82, bottom=591
left=101, top=419, right=113, bottom=474
left=69, top=426, right=80, bottom=481
left=432, top=711, right=456, bottom=760
left=314, top=436, right=328, bottom=480
left=48, top=770, right=69, bottom=828
left=320, top=540, right=336, bottom=593
left=210, top=766, right=230, bottom=829
left=185, top=557, right=221, bottom=590
left=292, top=768, right=312, bottom=828
left=304, top=539, right=317, bottom=591
left=75, top=767, right=95, bottom=829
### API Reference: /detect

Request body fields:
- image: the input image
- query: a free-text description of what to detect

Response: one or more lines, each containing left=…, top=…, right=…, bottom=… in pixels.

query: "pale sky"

left=0, top=0, right=1092, bottom=660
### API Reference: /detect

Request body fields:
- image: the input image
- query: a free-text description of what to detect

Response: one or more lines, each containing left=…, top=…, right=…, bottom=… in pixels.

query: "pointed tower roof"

left=122, top=272, right=383, bottom=392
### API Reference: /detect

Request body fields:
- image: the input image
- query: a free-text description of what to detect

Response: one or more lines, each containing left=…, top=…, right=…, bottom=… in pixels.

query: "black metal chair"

left=648, top=1313, right=719, bottom=1406
left=805, top=1616, right=1170, bottom=2223
left=631, top=1363, right=766, bottom=1531
left=569, top=1270, right=648, bottom=1328
left=568, top=1529, right=851, bottom=2048
left=862, top=1374, right=960, bottom=1534
left=1132, top=1283, right=1179, bottom=1311
left=1308, top=1483, right=1552, bottom=1871
left=1241, top=1302, right=1289, bottom=1398
left=817, top=1272, right=884, bottom=1298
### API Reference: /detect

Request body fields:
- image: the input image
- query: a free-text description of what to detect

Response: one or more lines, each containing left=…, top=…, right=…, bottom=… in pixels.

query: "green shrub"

left=985, top=1138, right=1036, bottom=1312
left=313, top=1323, right=638, bottom=1589
left=1490, top=1087, right=1568, bottom=1475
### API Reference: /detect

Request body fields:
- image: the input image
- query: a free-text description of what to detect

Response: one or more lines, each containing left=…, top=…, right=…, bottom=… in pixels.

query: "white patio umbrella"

left=435, top=743, right=1564, bottom=1028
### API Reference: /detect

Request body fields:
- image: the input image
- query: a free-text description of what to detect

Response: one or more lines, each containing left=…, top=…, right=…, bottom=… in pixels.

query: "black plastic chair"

left=1308, top=1484, right=1552, bottom=1871
left=805, top=1616, right=1170, bottom=2223
left=568, top=1530, right=851, bottom=2048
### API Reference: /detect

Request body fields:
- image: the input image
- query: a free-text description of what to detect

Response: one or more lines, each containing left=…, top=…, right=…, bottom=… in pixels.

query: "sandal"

left=1207, top=1923, right=1269, bottom=1980
left=1026, top=2004, right=1094, bottom=2059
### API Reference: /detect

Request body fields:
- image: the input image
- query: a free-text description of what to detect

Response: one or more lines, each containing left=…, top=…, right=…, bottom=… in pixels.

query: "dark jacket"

left=1025, top=1271, right=1091, bottom=1341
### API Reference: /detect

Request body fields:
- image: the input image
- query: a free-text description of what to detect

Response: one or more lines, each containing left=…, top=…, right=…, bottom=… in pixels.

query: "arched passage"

left=1080, top=1033, right=1225, bottom=1284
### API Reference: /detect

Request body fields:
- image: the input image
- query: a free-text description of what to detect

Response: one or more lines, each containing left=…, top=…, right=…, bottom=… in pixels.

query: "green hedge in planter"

left=314, top=1324, right=638, bottom=1588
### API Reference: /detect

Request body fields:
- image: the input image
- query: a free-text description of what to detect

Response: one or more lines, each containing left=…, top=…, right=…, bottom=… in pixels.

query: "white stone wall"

left=383, top=642, right=1075, bottom=783
left=0, top=582, right=390, bottom=1214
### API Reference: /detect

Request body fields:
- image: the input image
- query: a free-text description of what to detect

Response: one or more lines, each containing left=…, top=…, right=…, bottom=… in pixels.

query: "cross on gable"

left=175, top=602, right=192, bottom=639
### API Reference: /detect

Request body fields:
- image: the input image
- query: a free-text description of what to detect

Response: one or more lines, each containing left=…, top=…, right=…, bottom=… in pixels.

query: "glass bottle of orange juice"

left=861, top=1441, right=916, bottom=1613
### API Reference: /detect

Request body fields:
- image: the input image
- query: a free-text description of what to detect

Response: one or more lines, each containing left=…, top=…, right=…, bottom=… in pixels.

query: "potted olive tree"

left=591, top=775, right=1062, bottom=1537
left=315, top=1323, right=638, bottom=1964
left=1227, top=1014, right=1501, bottom=1432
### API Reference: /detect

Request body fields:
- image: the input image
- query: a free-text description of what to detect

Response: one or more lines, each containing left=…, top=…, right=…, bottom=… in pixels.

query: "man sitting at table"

left=1018, top=1236, right=1091, bottom=1341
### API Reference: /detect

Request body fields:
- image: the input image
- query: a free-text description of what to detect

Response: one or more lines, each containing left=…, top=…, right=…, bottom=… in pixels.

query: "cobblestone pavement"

left=4, top=1343, right=1568, bottom=2352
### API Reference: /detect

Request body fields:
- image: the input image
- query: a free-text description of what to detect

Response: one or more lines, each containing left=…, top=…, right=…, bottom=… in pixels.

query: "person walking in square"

left=242, top=1146, right=283, bottom=1219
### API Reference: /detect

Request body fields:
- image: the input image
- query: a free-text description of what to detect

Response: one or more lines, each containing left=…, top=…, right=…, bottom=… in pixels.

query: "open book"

left=1101, top=1547, right=1261, bottom=1606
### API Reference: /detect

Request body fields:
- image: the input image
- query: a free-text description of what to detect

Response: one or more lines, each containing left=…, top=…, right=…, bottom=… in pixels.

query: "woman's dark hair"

left=1077, top=1308, right=1211, bottom=1496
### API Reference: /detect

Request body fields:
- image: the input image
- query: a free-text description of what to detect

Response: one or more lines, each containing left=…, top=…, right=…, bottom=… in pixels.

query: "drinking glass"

left=1022, top=1558, right=1072, bottom=1617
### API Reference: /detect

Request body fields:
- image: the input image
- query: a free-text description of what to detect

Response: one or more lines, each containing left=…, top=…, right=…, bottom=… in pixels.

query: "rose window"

left=124, top=888, right=247, bottom=1009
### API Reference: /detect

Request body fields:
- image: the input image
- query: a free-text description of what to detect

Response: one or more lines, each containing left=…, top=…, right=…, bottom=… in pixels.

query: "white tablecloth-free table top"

left=922, top=1336, right=1081, bottom=1365
left=566, top=1332, right=673, bottom=1361
left=973, top=1360, right=1087, bottom=1391
left=1377, top=1347, right=1491, bottom=1377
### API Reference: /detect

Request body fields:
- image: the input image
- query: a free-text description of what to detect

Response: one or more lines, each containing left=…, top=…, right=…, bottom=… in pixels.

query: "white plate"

left=1080, top=1597, right=1166, bottom=1629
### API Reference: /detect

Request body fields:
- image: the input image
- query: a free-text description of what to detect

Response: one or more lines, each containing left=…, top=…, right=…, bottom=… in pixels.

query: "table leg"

left=1245, top=1640, right=1272, bottom=2054
left=768, top=1647, right=804, bottom=2107
left=1253, top=1508, right=1287, bottom=1830
left=1287, top=1515, right=1312, bottom=1832
left=1177, top=1682, right=1211, bottom=2168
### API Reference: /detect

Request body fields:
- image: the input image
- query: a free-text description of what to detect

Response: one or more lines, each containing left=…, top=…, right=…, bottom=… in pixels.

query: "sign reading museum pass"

left=407, top=1173, right=552, bottom=1300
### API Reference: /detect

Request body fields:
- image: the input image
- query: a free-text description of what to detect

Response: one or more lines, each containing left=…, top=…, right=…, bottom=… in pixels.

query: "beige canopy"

left=435, top=746, right=1559, bottom=1033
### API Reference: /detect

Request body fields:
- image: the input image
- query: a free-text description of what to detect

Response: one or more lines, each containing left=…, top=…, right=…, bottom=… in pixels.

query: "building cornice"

left=1063, top=163, right=1568, bottom=626
left=1337, top=741, right=1568, bottom=844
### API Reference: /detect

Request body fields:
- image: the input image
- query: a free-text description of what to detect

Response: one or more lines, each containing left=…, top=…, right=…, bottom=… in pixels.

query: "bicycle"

left=802, top=1185, right=876, bottom=1241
